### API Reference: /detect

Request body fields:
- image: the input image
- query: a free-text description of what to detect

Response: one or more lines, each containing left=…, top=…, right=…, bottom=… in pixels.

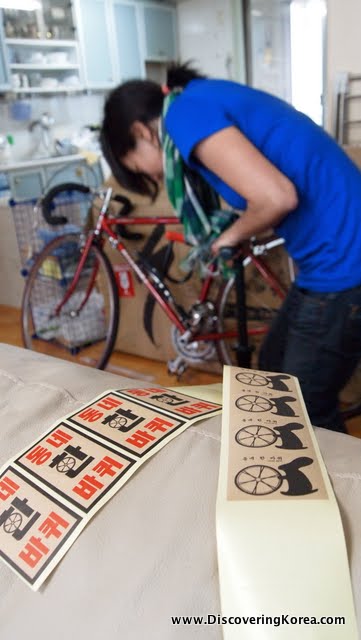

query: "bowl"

left=46, top=51, right=68, bottom=65
left=40, top=77, right=59, bottom=89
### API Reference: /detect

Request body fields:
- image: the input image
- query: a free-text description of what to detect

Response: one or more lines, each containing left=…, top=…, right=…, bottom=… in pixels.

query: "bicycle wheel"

left=22, top=233, right=119, bottom=369
left=215, top=274, right=277, bottom=367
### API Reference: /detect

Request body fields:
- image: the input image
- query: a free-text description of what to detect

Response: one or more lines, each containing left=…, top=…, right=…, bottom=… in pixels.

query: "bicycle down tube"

left=101, top=215, right=286, bottom=344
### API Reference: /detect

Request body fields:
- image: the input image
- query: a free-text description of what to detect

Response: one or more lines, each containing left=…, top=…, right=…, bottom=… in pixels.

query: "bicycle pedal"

left=167, top=356, right=188, bottom=378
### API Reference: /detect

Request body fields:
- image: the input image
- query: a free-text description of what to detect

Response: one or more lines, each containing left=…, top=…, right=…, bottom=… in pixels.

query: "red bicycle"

left=21, top=182, right=291, bottom=377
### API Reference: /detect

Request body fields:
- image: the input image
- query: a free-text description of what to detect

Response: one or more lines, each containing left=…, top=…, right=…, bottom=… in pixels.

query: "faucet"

left=29, top=112, right=55, bottom=155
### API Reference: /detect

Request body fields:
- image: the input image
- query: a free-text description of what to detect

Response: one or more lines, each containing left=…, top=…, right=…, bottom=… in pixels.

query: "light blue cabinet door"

left=9, top=171, right=44, bottom=200
left=78, top=0, right=114, bottom=88
left=44, top=161, right=103, bottom=190
left=113, top=2, right=142, bottom=81
left=143, top=6, right=176, bottom=60
left=0, top=11, right=10, bottom=90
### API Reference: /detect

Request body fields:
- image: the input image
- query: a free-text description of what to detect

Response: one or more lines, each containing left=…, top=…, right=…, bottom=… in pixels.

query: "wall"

left=0, top=202, right=23, bottom=307
left=325, top=0, right=361, bottom=134
left=0, top=91, right=107, bottom=309
left=0, top=92, right=105, bottom=161
left=176, top=0, right=246, bottom=81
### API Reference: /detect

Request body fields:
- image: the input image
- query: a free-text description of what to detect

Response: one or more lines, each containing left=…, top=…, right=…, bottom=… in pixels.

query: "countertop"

left=0, top=153, right=85, bottom=173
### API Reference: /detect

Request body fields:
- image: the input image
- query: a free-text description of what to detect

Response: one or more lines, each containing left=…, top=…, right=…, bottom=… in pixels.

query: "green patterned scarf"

left=160, top=90, right=237, bottom=273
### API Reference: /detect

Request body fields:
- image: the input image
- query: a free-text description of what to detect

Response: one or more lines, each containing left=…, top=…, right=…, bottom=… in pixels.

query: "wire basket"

left=10, top=191, right=93, bottom=275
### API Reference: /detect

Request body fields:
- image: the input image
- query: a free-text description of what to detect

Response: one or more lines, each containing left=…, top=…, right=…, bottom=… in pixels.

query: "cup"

left=11, top=74, right=21, bottom=89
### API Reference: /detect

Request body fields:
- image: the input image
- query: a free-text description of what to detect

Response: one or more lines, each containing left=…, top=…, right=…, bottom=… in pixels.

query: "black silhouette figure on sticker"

left=270, top=396, right=298, bottom=417
left=235, top=372, right=292, bottom=391
left=274, top=422, right=306, bottom=449
left=265, top=374, right=292, bottom=391
left=50, top=445, right=94, bottom=477
left=102, top=407, right=144, bottom=431
left=278, top=457, right=318, bottom=496
left=0, top=497, right=40, bottom=539
left=235, top=394, right=298, bottom=417
left=235, top=422, right=306, bottom=450
left=234, top=456, right=317, bottom=496
left=150, top=393, right=187, bottom=406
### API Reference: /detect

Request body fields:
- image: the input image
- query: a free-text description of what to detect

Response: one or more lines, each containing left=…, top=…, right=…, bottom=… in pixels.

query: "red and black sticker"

left=67, top=392, right=186, bottom=457
left=0, top=466, right=81, bottom=586
left=14, top=423, right=135, bottom=513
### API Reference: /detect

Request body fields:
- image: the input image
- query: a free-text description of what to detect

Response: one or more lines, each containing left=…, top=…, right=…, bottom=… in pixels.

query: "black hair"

left=100, top=62, right=205, bottom=198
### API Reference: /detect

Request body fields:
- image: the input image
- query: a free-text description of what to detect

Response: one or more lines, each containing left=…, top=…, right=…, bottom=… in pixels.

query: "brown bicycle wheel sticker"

left=235, top=425, right=277, bottom=447
left=56, top=456, right=76, bottom=472
left=235, top=465, right=283, bottom=495
left=235, top=372, right=269, bottom=387
left=3, top=512, right=23, bottom=533
left=108, top=416, right=128, bottom=429
left=235, top=395, right=273, bottom=413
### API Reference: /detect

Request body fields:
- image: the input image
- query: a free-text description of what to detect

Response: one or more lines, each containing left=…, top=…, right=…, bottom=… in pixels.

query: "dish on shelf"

left=62, top=75, right=80, bottom=87
left=45, top=51, right=69, bottom=64
left=28, top=52, right=46, bottom=64
left=40, top=77, right=59, bottom=89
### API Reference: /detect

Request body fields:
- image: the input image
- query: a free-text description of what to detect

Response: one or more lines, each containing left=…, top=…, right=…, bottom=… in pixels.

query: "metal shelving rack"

left=334, top=72, right=361, bottom=145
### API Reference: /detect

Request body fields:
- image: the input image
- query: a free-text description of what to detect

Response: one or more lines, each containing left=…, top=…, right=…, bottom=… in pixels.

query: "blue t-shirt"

left=165, top=78, right=361, bottom=292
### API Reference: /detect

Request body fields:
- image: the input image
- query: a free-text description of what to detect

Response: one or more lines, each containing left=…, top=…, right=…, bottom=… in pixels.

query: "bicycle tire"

left=214, top=240, right=290, bottom=367
left=215, top=273, right=278, bottom=367
left=21, top=233, right=119, bottom=369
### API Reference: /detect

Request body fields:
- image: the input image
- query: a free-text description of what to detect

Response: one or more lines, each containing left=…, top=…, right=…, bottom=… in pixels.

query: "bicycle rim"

left=215, top=275, right=277, bottom=367
left=22, top=234, right=119, bottom=369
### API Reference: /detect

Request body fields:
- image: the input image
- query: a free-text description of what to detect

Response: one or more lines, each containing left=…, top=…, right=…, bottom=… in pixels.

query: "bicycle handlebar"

left=41, top=183, right=90, bottom=225
left=41, top=182, right=133, bottom=226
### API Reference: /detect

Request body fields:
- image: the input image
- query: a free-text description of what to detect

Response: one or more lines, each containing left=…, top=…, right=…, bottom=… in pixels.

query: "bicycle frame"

left=63, top=206, right=288, bottom=346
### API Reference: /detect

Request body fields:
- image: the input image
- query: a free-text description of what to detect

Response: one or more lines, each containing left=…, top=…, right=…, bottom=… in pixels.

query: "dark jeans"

left=259, top=283, right=361, bottom=433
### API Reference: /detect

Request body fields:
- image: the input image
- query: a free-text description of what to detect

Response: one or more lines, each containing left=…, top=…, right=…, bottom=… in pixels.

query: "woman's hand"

left=211, top=220, right=245, bottom=255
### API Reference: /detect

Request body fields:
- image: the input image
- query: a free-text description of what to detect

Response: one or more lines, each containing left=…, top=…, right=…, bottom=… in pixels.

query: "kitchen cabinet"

left=1, top=1, right=177, bottom=93
left=2, top=4, right=82, bottom=93
left=75, top=0, right=144, bottom=88
left=75, top=0, right=176, bottom=88
left=75, top=0, right=114, bottom=89
left=44, top=160, right=103, bottom=190
left=8, top=169, right=44, bottom=200
left=142, top=3, right=177, bottom=61
left=112, top=1, right=142, bottom=81
left=0, top=11, right=10, bottom=91
left=6, top=158, right=103, bottom=201
left=5, top=39, right=82, bottom=93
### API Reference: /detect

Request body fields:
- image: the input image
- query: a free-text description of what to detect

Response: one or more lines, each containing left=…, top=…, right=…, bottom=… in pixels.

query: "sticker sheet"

left=216, top=366, right=358, bottom=640
left=0, top=386, right=221, bottom=590
left=226, top=370, right=328, bottom=501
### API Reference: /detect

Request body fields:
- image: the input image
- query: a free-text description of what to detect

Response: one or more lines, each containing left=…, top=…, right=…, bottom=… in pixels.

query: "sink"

left=20, top=147, right=79, bottom=161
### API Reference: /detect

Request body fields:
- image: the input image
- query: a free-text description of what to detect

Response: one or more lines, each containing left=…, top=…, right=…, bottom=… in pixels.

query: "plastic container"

left=0, top=134, right=14, bottom=164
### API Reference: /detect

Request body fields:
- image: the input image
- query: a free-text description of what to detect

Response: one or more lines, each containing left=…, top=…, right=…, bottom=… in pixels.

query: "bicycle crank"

left=167, top=355, right=188, bottom=378
left=174, top=301, right=217, bottom=361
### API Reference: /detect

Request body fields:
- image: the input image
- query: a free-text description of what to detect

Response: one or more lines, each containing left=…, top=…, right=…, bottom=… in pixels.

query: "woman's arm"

left=193, top=126, right=298, bottom=252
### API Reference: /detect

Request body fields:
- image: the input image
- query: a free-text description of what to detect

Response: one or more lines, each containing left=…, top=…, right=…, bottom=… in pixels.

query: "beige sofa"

left=0, top=343, right=360, bottom=639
